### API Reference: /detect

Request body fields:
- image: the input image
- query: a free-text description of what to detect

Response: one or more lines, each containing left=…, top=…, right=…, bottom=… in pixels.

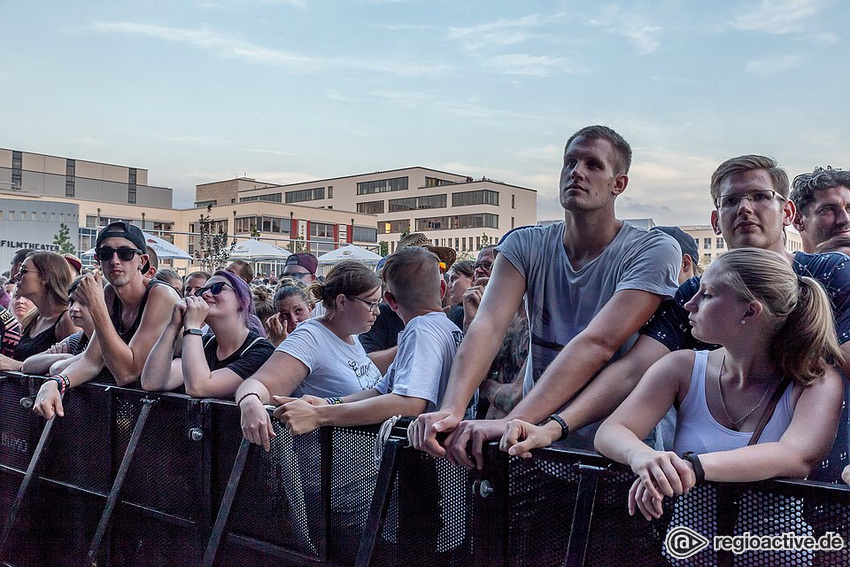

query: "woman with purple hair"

left=141, top=270, right=274, bottom=398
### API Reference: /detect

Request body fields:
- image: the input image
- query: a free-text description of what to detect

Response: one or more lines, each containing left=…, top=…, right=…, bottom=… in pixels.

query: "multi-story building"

left=678, top=225, right=804, bottom=266
left=196, top=167, right=538, bottom=255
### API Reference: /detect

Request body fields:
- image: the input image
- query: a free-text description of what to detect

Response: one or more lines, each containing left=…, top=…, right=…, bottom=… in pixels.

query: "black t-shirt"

left=203, top=330, right=275, bottom=379
left=447, top=304, right=465, bottom=330
left=358, top=302, right=405, bottom=353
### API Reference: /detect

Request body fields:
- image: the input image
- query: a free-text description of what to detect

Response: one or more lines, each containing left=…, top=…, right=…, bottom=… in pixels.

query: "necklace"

left=716, top=354, right=774, bottom=427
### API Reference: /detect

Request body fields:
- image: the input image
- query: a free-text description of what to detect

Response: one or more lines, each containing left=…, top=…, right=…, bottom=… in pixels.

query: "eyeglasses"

left=96, top=246, right=143, bottom=262
left=17, top=267, right=38, bottom=279
left=195, top=281, right=233, bottom=297
left=347, top=295, right=381, bottom=312
left=714, top=190, right=783, bottom=210
left=473, top=261, right=493, bottom=271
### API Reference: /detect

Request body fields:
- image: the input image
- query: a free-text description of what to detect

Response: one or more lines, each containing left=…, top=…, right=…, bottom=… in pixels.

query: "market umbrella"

left=317, top=244, right=382, bottom=264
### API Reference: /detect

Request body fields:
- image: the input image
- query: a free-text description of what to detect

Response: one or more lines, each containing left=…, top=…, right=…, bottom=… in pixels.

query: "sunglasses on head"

left=194, top=281, right=232, bottom=297
left=96, top=246, right=143, bottom=262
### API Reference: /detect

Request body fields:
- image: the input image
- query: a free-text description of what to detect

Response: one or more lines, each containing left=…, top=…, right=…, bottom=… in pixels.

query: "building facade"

left=197, top=167, right=538, bottom=255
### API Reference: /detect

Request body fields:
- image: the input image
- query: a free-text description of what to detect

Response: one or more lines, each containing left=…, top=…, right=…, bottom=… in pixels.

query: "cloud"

left=589, top=6, right=662, bottom=54
left=745, top=54, right=803, bottom=77
left=445, top=15, right=545, bottom=52
left=242, top=148, right=298, bottom=157
left=482, top=53, right=568, bottom=77
left=732, top=0, right=826, bottom=34
left=370, top=90, right=496, bottom=118
left=92, top=22, right=451, bottom=76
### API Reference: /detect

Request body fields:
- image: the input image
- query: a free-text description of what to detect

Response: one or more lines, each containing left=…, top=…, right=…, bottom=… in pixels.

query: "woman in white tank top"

left=594, top=248, right=845, bottom=521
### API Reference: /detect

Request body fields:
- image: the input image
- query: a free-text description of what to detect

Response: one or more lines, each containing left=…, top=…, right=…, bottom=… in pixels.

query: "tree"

left=379, top=241, right=389, bottom=256
left=194, top=205, right=236, bottom=272
left=52, top=223, right=76, bottom=255
left=250, top=224, right=261, bottom=238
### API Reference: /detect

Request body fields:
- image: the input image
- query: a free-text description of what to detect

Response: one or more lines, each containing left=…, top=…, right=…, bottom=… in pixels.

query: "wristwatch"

left=183, top=328, right=204, bottom=338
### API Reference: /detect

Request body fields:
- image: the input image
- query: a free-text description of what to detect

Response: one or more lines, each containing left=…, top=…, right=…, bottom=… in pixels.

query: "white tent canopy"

left=318, top=244, right=382, bottom=264
left=83, top=231, right=192, bottom=260
left=228, top=239, right=292, bottom=261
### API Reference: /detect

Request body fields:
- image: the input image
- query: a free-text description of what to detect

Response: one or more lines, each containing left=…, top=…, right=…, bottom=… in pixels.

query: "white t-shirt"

left=498, top=221, right=681, bottom=396
left=375, top=312, right=464, bottom=413
left=276, top=318, right=382, bottom=398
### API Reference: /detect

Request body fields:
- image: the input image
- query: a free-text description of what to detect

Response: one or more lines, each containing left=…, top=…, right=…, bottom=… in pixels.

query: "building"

left=196, top=167, right=538, bottom=255
left=678, top=225, right=803, bottom=266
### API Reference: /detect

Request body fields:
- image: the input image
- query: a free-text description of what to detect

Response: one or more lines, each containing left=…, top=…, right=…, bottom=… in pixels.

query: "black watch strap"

left=183, top=328, right=203, bottom=338
left=543, top=414, right=570, bottom=441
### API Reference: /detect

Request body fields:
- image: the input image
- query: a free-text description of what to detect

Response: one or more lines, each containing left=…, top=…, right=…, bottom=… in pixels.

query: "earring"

left=740, top=319, right=746, bottom=325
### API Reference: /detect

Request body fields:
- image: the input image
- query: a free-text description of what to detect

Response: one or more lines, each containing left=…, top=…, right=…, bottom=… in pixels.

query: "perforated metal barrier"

left=1, top=372, right=849, bottom=567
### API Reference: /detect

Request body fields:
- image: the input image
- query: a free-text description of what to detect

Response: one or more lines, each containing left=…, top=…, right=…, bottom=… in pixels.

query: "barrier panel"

left=1, top=372, right=849, bottom=567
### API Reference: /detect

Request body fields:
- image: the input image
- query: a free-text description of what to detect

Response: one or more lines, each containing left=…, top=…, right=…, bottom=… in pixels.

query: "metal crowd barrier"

left=1, top=372, right=850, bottom=567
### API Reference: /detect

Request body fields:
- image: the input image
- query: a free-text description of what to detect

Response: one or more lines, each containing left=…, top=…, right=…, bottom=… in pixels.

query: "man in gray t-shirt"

left=410, top=125, right=681, bottom=464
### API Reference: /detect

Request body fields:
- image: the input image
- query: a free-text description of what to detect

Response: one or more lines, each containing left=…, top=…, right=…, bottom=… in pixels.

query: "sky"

left=1, top=0, right=848, bottom=225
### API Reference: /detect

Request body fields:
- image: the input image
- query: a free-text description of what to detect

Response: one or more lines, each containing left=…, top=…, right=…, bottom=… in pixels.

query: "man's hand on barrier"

left=628, top=477, right=665, bottom=521
left=445, top=418, right=508, bottom=470
left=409, top=411, right=460, bottom=458
left=842, top=464, right=850, bottom=485
left=274, top=399, right=322, bottom=435
left=499, top=419, right=560, bottom=458
left=33, top=380, right=64, bottom=419
left=240, top=396, right=276, bottom=451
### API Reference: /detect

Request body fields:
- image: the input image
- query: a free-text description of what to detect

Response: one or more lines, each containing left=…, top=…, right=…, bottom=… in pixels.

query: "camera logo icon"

left=665, top=526, right=710, bottom=559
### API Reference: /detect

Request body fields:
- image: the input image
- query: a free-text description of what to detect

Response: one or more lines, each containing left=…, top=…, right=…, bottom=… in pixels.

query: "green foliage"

left=52, top=223, right=76, bottom=255
left=379, top=241, right=389, bottom=256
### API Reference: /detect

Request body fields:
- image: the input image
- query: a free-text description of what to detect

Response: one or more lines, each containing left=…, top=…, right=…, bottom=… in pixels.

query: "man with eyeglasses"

left=472, top=246, right=496, bottom=281
left=509, top=155, right=850, bottom=482
left=410, top=125, right=682, bottom=466
left=32, top=221, right=179, bottom=419
left=790, top=166, right=850, bottom=254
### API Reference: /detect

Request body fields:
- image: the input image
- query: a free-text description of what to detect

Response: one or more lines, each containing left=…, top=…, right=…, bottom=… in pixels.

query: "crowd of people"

left=3, top=126, right=850, bottom=531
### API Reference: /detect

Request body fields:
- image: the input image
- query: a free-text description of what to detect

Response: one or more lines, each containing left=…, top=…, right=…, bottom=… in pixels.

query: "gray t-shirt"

left=276, top=318, right=382, bottom=398
left=498, top=221, right=681, bottom=396
left=375, top=312, right=464, bottom=413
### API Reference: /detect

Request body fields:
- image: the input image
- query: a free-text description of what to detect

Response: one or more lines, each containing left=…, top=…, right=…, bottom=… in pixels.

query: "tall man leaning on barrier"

left=410, top=125, right=682, bottom=467
left=32, top=222, right=179, bottom=419
left=502, top=155, right=850, bottom=482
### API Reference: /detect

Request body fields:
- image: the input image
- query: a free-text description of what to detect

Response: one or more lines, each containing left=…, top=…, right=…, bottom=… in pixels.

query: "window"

left=356, top=176, right=408, bottom=195
left=65, top=159, right=75, bottom=197
left=328, top=186, right=333, bottom=199
left=511, top=216, right=515, bottom=229
left=128, top=168, right=137, bottom=204
left=352, top=226, right=378, bottom=242
left=415, top=213, right=499, bottom=231
left=452, top=190, right=499, bottom=207
left=235, top=216, right=257, bottom=233
left=716, top=237, right=725, bottom=249
left=425, top=177, right=454, bottom=188
left=195, top=200, right=217, bottom=208
left=240, top=193, right=282, bottom=203
left=310, top=222, right=334, bottom=239
left=357, top=200, right=385, bottom=215
left=703, top=238, right=712, bottom=249
left=11, top=151, right=22, bottom=189
left=388, top=194, right=446, bottom=212
left=381, top=220, right=410, bottom=234
left=9, top=211, right=14, bottom=220
left=512, top=194, right=515, bottom=209
left=285, top=187, right=325, bottom=203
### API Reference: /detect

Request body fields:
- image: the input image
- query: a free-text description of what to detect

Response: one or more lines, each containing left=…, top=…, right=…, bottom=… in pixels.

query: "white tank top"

left=672, top=350, right=795, bottom=455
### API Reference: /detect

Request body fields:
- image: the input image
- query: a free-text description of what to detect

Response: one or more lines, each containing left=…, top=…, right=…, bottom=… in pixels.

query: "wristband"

left=183, top=328, right=204, bottom=338
left=682, top=452, right=705, bottom=485
left=541, top=414, right=570, bottom=441
left=49, top=375, right=67, bottom=395
left=237, top=392, right=262, bottom=407
left=325, top=397, right=343, bottom=405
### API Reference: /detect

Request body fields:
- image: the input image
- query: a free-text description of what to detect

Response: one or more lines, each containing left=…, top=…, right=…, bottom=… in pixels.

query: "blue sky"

left=2, top=0, right=847, bottom=225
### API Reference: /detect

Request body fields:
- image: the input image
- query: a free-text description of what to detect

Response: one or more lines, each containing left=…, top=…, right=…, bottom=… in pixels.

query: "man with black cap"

left=650, top=226, right=700, bottom=284
left=33, top=221, right=179, bottom=419
left=282, top=252, right=319, bottom=286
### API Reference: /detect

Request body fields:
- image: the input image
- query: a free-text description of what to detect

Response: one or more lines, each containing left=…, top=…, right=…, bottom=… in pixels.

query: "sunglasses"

left=96, top=246, right=143, bottom=262
left=194, top=281, right=233, bottom=297
left=17, top=267, right=38, bottom=278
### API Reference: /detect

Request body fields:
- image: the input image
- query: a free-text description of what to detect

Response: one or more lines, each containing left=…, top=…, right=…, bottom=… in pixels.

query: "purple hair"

left=213, top=270, right=267, bottom=337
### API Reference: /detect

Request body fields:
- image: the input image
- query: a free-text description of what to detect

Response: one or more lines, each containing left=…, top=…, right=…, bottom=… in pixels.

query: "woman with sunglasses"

left=141, top=270, right=274, bottom=398
left=237, top=261, right=384, bottom=451
left=22, top=277, right=95, bottom=375
left=0, top=252, right=78, bottom=371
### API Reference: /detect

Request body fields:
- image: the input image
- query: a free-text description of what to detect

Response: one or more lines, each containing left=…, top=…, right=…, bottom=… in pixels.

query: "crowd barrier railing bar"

left=2, top=372, right=850, bottom=567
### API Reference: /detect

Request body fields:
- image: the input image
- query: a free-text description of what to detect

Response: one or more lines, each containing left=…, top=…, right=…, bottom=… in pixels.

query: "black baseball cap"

left=95, top=221, right=147, bottom=253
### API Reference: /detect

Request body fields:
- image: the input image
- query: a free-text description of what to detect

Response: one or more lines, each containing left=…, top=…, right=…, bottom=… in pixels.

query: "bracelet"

left=325, top=397, right=343, bottom=405
left=682, top=452, right=705, bottom=485
left=183, top=328, right=204, bottom=338
left=541, top=414, right=570, bottom=441
left=237, top=392, right=262, bottom=407
left=49, top=375, right=67, bottom=395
